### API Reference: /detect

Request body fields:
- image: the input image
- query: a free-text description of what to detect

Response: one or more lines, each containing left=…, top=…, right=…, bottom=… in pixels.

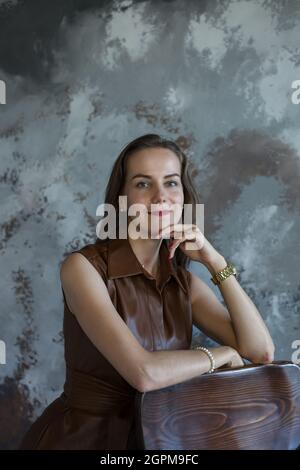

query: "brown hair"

left=97, top=133, right=200, bottom=269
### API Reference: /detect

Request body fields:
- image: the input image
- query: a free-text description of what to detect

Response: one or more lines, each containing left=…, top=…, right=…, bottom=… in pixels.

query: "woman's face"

left=121, top=147, right=184, bottom=239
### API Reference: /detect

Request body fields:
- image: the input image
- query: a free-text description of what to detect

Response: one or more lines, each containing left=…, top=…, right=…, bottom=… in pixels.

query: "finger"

left=169, top=235, right=190, bottom=258
left=169, top=231, right=201, bottom=257
left=168, top=237, right=182, bottom=256
left=160, top=224, right=196, bottom=236
left=161, top=227, right=198, bottom=240
left=171, top=230, right=199, bottom=242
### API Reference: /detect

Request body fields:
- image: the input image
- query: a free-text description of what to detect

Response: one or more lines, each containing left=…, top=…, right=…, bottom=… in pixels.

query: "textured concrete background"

left=0, top=0, right=299, bottom=449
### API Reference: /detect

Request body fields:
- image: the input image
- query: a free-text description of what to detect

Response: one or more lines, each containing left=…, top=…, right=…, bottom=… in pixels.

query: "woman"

left=19, top=133, right=275, bottom=450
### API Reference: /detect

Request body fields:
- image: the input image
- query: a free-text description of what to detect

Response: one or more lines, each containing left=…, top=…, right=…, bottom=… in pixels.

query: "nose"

left=151, top=185, right=168, bottom=206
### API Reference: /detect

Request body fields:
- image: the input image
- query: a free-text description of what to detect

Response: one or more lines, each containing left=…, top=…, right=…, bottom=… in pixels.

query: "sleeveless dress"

left=19, top=237, right=193, bottom=450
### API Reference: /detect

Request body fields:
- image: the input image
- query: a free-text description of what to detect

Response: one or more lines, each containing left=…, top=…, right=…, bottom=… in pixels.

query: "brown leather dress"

left=19, top=237, right=193, bottom=450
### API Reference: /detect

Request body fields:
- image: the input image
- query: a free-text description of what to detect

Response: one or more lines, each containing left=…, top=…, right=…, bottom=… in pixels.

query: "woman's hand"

left=159, top=223, right=224, bottom=267
left=207, top=346, right=245, bottom=370
left=223, top=347, right=245, bottom=368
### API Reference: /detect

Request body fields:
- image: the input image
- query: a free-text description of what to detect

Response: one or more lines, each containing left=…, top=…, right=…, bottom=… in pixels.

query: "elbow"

left=133, top=353, right=154, bottom=393
left=243, top=345, right=275, bottom=364
left=134, top=372, right=153, bottom=393
left=135, top=377, right=151, bottom=393
left=260, top=339, right=276, bottom=364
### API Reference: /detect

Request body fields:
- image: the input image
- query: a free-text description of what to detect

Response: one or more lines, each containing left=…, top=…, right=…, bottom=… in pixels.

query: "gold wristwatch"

left=211, top=262, right=237, bottom=285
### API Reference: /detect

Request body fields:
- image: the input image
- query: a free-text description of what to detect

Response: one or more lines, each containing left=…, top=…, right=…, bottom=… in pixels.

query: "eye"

left=135, top=180, right=179, bottom=188
left=136, top=181, right=149, bottom=188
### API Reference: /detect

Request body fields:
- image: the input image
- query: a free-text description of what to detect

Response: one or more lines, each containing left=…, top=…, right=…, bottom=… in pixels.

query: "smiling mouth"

left=148, top=210, right=172, bottom=216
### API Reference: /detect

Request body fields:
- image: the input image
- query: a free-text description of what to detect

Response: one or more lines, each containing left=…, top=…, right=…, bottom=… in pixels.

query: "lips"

left=148, top=210, right=172, bottom=216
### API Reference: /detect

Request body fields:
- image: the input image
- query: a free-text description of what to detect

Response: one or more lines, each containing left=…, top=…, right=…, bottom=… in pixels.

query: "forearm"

left=141, top=346, right=234, bottom=392
left=204, top=255, right=275, bottom=362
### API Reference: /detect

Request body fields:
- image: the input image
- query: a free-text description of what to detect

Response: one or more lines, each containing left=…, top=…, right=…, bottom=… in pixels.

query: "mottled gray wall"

left=0, top=0, right=299, bottom=449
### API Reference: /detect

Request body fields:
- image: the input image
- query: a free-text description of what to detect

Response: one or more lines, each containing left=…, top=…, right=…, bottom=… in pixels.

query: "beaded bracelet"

left=193, top=346, right=215, bottom=373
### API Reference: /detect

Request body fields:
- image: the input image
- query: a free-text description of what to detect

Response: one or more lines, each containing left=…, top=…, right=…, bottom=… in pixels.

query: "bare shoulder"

left=60, top=252, right=102, bottom=281
left=60, top=252, right=92, bottom=273
left=60, top=252, right=110, bottom=313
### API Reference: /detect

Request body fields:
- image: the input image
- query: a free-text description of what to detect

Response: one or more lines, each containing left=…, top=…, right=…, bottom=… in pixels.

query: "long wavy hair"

left=96, top=133, right=200, bottom=270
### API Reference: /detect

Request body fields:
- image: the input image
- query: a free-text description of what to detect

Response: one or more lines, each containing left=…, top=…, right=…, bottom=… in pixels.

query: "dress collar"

left=103, top=237, right=188, bottom=294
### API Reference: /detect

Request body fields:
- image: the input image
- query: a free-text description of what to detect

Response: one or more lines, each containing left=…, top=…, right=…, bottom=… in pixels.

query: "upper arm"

left=188, top=270, right=239, bottom=351
left=60, top=253, right=150, bottom=392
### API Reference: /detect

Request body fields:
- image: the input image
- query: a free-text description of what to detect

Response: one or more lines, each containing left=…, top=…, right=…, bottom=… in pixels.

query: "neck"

left=128, top=236, right=163, bottom=276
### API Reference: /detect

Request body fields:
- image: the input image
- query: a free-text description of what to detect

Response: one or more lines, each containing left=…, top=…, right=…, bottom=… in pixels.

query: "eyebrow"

left=131, top=173, right=181, bottom=180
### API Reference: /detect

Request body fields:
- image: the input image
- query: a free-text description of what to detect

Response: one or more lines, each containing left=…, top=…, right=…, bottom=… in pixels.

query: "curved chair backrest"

left=134, top=361, right=300, bottom=450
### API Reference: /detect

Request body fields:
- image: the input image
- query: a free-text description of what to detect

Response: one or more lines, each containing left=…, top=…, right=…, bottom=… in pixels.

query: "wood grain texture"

left=134, top=361, right=300, bottom=450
